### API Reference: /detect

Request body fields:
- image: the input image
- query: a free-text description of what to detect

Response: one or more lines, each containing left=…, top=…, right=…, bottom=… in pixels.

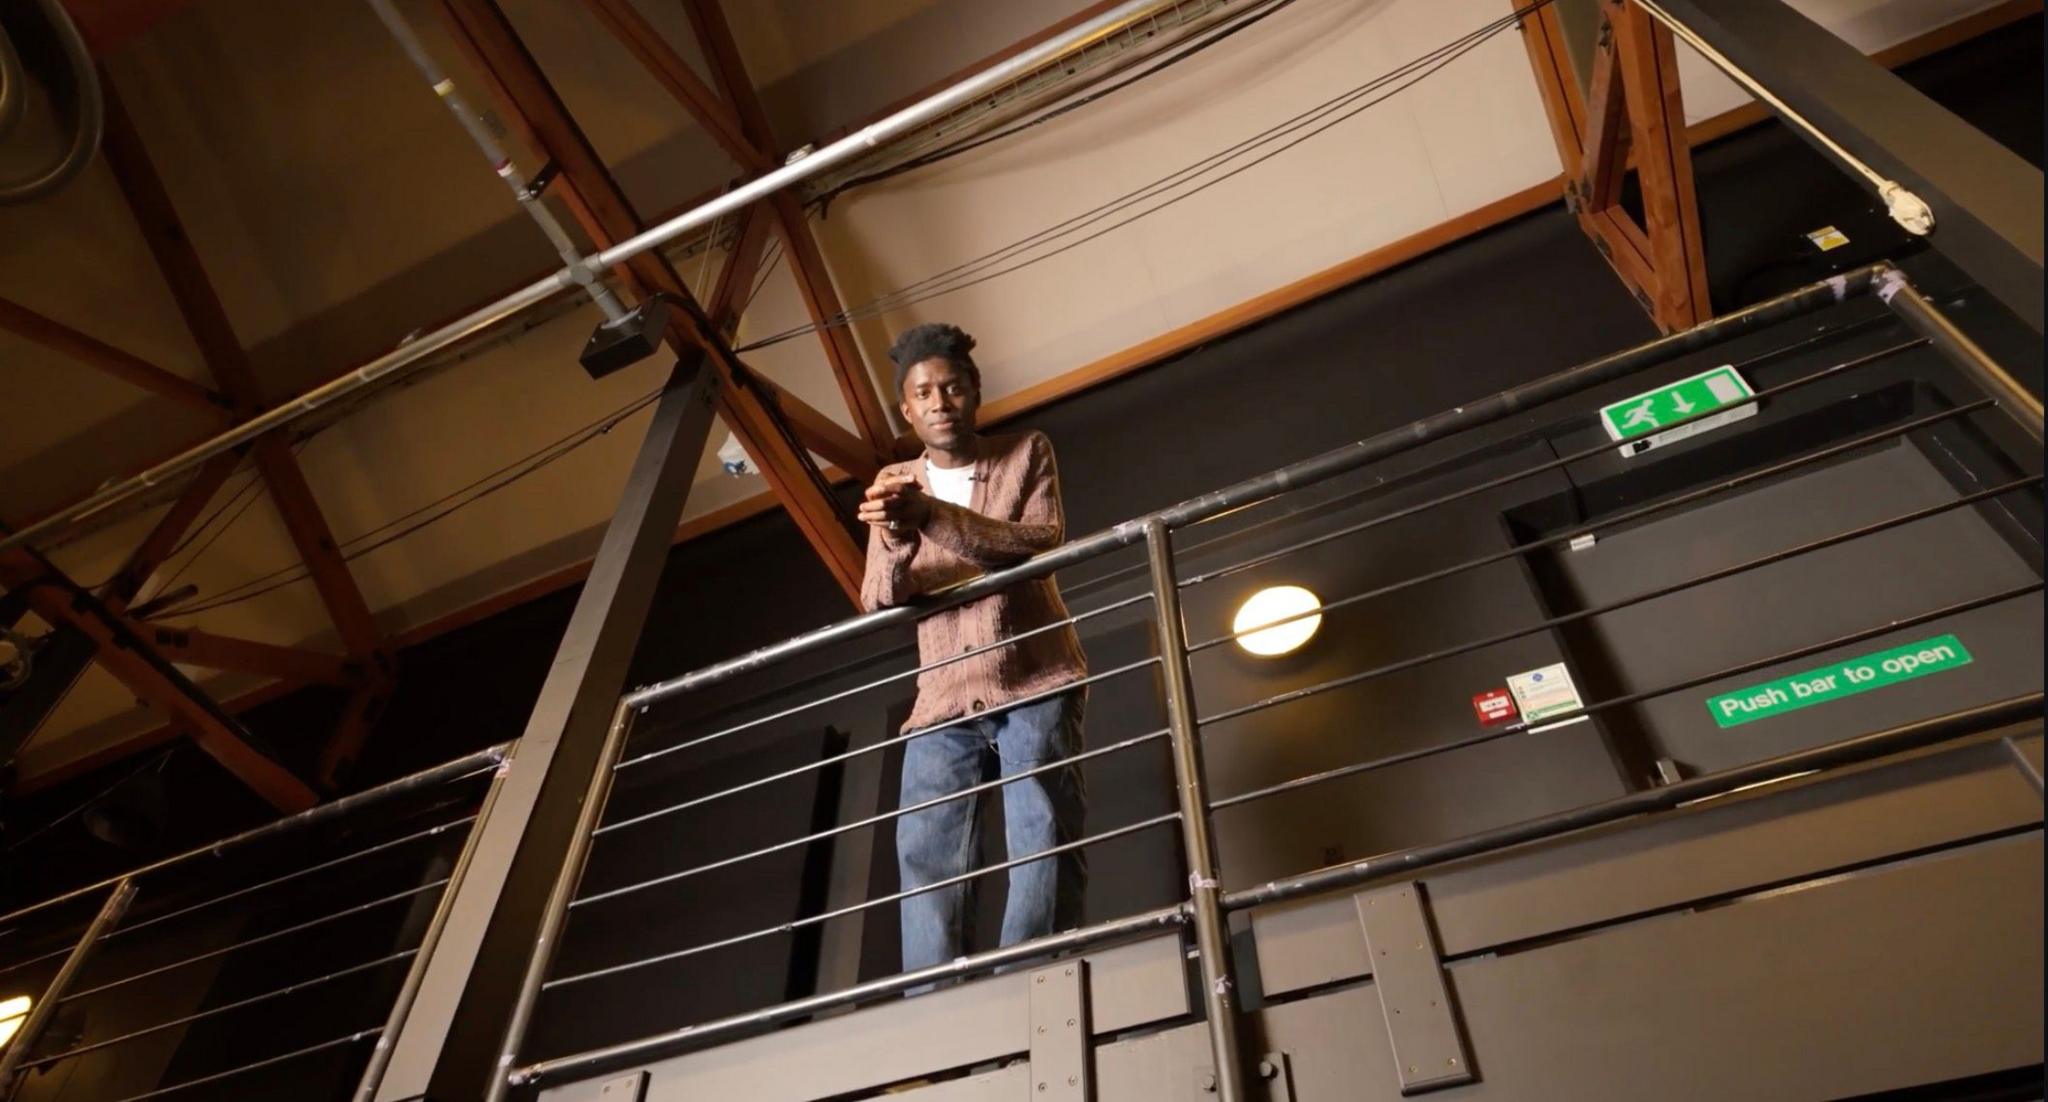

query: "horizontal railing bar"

left=604, top=660, right=1156, bottom=833
left=1199, top=465, right=2028, bottom=728
left=544, top=812, right=1180, bottom=990
left=0, top=743, right=504, bottom=930
left=0, top=815, right=473, bottom=980
left=1211, top=541, right=2043, bottom=812
left=108, top=1027, right=383, bottom=1102
left=621, top=266, right=1888, bottom=708
left=508, top=903, right=1190, bottom=1089
left=618, top=655, right=1156, bottom=773
left=578, top=728, right=1170, bottom=901
left=1189, top=399, right=1991, bottom=666
left=1179, top=337, right=1927, bottom=591
left=622, top=593, right=1153, bottom=763
left=1220, top=693, right=2045, bottom=912
left=24, top=949, right=416, bottom=1069
left=60, top=878, right=450, bottom=1003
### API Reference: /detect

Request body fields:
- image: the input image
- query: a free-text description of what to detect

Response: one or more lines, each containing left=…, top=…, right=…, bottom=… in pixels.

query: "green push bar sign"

left=1706, top=635, right=1974, bottom=728
left=1599, top=366, right=1756, bottom=457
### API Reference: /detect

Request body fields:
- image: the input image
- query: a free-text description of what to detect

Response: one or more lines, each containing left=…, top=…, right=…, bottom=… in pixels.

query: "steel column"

left=482, top=702, right=635, bottom=1102
left=1143, top=518, right=1246, bottom=1101
left=1639, top=0, right=2044, bottom=332
left=370, top=362, right=721, bottom=1102
left=354, top=763, right=510, bottom=1101
left=0, top=878, right=136, bottom=1098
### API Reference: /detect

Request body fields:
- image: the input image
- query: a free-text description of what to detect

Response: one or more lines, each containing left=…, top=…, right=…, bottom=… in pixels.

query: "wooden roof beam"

left=0, top=297, right=231, bottom=415
left=576, top=0, right=770, bottom=172
left=440, top=0, right=866, bottom=603
left=0, top=551, right=316, bottom=811
left=679, top=0, right=900, bottom=459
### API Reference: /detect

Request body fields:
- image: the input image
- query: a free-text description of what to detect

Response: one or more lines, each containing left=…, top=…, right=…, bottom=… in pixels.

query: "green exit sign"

left=1599, top=366, right=1757, bottom=457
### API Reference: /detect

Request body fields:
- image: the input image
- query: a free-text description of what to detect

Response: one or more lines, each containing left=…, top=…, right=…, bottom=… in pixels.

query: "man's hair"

left=888, top=323, right=981, bottom=398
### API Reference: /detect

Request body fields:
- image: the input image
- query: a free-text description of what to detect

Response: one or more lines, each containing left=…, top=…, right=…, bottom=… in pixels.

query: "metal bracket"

left=1195, top=1051, right=1295, bottom=1098
left=595, top=1070, right=648, bottom=1101
left=1028, top=960, right=1091, bottom=1100
left=1355, top=883, right=1473, bottom=1095
left=593, top=1073, right=647, bottom=1097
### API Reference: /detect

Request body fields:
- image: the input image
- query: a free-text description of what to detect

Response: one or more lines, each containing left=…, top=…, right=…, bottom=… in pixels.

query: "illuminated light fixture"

left=0, top=994, right=31, bottom=1050
left=1232, top=585, right=1323, bottom=657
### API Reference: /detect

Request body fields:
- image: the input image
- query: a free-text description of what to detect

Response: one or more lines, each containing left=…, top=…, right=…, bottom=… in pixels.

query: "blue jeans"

left=897, top=691, right=1087, bottom=974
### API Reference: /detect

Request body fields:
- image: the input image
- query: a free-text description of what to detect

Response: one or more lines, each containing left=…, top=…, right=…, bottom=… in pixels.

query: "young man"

left=858, top=322, right=1089, bottom=975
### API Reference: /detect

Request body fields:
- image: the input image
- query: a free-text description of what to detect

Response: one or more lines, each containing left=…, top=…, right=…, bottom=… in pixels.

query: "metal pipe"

left=1143, top=519, right=1247, bottom=1100
left=1221, top=693, right=2044, bottom=913
left=1181, top=337, right=1926, bottom=594
left=579, top=729, right=1170, bottom=900
left=1200, top=467, right=2028, bottom=729
left=0, top=878, right=134, bottom=1097
left=354, top=764, right=508, bottom=1102
left=507, top=903, right=1190, bottom=1090
left=543, top=812, right=1179, bottom=991
left=614, top=657, right=1159, bottom=787
left=0, top=0, right=104, bottom=205
left=21, top=949, right=417, bottom=1070
left=0, top=743, right=506, bottom=929
left=365, top=0, right=627, bottom=323
left=481, top=702, right=635, bottom=1102
left=1212, top=568, right=2043, bottom=812
left=625, top=593, right=1151, bottom=765
left=0, top=0, right=1183, bottom=557
left=62, top=879, right=450, bottom=1004
left=1189, top=401, right=1991, bottom=662
left=109, top=1028, right=382, bottom=1102
left=620, top=264, right=1890, bottom=707
left=1877, top=268, right=2044, bottom=441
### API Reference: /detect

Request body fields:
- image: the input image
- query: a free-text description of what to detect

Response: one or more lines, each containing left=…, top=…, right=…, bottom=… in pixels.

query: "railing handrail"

left=623, top=262, right=1892, bottom=709
left=0, top=742, right=508, bottom=929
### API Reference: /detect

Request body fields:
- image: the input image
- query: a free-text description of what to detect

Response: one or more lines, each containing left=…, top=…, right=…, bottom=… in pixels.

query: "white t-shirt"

left=925, top=458, right=975, bottom=508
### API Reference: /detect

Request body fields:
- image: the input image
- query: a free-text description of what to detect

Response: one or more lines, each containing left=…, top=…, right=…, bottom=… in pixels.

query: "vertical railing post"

left=0, top=877, right=137, bottom=1098
left=354, top=762, right=512, bottom=1101
left=1143, top=518, right=1246, bottom=1101
left=1877, top=267, right=2044, bottom=443
left=483, top=701, right=638, bottom=1102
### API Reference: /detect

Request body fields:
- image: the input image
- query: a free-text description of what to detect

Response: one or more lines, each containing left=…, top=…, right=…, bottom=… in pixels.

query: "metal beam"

left=369, top=361, right=720, bottom=1102
left=1640, top=0, right=2045, bottom=332
left=439, top=0, right=867, bottom=603
left=0, top=296, right=229, bottom=414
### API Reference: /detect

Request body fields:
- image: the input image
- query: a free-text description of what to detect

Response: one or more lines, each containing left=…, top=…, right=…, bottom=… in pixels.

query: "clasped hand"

left=857, top=472, right=930, bottom=531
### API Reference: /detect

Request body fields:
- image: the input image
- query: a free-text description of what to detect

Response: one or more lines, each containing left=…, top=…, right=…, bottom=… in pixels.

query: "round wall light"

left=0, top=994, right=32, bottom=1050
left=1232, top=585, right=1323, bottom=657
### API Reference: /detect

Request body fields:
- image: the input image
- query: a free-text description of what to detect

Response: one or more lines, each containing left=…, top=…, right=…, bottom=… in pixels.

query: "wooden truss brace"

left=440, top=0, right=870, bottom=604
left=94, top=79, right=394, bottom=793
left=1517, top=0, right=1711, bottom=332
left=586, top=0, right=900, bottom=460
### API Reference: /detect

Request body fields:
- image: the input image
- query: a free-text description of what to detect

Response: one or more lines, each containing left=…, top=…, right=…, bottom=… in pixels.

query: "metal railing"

left=0, top=745, right=509, bottom=1101
left=489, top=262, right=2044, bottom=1099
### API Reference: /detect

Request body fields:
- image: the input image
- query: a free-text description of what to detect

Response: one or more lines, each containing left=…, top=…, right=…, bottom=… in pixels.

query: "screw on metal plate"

left=1200, top=1070, right=1218, bottom=1092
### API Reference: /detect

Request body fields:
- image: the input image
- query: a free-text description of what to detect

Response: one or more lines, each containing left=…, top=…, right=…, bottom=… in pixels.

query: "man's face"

left=900, top=357, right=980, bottom=452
